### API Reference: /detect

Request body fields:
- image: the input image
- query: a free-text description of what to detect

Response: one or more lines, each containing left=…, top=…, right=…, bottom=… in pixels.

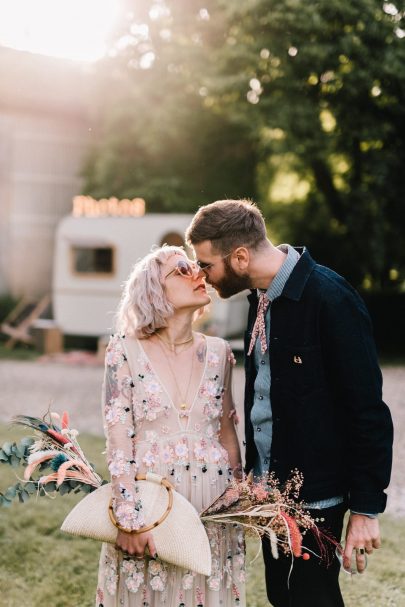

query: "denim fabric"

left=251, top=244, right=300, bottom=476
left=250, top=245, right=344, bottom=510
left=244, top=248, right=393, bottom=513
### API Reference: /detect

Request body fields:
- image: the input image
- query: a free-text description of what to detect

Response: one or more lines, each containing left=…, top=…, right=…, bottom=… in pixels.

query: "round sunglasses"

left=164, top=259, right=201, bottom=280
left=196, top=251, right=233, bottom=273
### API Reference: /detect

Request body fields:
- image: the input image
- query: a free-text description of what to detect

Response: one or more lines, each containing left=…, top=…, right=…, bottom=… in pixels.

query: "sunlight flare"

left=0, top=0, right=120, bottom=61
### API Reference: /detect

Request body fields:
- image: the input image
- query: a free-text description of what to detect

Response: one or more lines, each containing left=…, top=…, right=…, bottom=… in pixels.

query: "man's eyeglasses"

left=164, top=259, right=201, bottom=280
left=196, top=251, right=233, bottom=273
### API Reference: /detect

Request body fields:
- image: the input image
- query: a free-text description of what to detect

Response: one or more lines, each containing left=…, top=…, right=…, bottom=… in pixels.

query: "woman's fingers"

left=147, top=534, right=157, bottom=559
left=115, top=530, right=156, bottom=559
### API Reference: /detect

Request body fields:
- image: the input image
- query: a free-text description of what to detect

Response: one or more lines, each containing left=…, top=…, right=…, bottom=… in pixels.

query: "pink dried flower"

left=251, top=483, right=268, bottom=502
left=61, top=411, right=69, bottom=429
left=279, top=511, right=302, bottom=558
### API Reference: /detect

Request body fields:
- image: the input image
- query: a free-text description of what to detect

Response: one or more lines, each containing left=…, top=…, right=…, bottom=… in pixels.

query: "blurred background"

left=0, top=3, right=404, bottom=606
left=0, top=0, right=405, bottom=356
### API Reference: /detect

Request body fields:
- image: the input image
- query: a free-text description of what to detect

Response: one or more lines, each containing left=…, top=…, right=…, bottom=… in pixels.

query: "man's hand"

left=344, top=513, right=381, bottom=573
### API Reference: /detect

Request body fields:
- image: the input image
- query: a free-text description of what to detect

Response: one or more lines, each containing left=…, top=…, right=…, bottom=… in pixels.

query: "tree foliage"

left=82, top=0, right=256, bottom=212
left=213, top=0, right=405, bottom=289
left=82, top=0, right=405, bottom=290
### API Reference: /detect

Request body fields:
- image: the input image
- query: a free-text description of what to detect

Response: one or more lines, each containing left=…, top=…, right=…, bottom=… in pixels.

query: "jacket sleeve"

left=320, top=284, right=393, bottom=513
left=102, top=335, right=144, bottom=530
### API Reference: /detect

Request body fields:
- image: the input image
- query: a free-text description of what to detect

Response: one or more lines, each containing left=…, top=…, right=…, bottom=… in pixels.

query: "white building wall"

left=6, top=114, right=91, bottom=296
left=0, top=116, right=13, bottom=294
left=0, top=46, right=96, bottom=299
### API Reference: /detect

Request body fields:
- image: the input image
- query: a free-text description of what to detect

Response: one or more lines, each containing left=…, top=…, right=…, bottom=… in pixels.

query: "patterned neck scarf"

left=247, top=292, right=270, bottom=356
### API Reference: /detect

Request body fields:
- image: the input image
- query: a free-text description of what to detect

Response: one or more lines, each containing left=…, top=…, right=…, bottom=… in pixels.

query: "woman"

left=96, top=245, right=245, bottom=607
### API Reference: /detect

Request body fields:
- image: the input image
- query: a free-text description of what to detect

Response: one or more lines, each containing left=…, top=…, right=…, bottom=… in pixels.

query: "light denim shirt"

left=251, top=244, right=344, bottom=510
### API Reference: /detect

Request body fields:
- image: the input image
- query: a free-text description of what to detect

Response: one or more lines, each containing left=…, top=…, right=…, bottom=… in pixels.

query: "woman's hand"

left=115, top=529, right=157, bottom=559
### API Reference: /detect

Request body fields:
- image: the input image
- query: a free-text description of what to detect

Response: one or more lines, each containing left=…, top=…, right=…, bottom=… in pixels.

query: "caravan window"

left=71, top=246, right=114, bottom=275
left=159, top=232, right=184, bottom=247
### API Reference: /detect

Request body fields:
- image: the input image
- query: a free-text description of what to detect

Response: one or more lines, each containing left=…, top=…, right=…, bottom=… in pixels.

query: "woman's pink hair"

left=115, top=245, right=187, bottom=338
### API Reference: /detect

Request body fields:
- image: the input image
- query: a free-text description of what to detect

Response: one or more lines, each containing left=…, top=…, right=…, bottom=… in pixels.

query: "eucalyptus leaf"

left=58, top=483, right=70, bottom=496
left=10, top=455, right=20, bottom=468
left=19, top=490, right=30, bottom=503
left=0, top=450, right=8, bottom=462
left=2, top=442, right=12, bottom=456
left=4, top=486, right=17, bottom=499
left=16, top=444, right=28, bottom=459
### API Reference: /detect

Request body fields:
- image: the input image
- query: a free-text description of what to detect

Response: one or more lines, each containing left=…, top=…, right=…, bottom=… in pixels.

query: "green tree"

left=82, top=0, right=256, bottom=213
left=213, top=0, right=405, bottom=290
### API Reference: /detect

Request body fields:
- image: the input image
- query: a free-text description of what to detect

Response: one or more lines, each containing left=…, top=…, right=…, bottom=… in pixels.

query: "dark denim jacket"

left=244, top=248, right=393, bottom=513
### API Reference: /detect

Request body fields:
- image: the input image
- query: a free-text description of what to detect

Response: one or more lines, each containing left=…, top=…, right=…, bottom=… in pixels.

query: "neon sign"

left=72, top=196, right=145, bottom=218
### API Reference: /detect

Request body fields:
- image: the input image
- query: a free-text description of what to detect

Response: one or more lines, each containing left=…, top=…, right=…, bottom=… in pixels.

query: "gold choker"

left=155, top=332, right=194, bottom=352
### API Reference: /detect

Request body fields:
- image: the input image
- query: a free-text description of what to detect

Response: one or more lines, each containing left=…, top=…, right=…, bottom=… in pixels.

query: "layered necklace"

left=155, top=332, right=195, bottom=416
left=155, top=332, right=193, bottom=353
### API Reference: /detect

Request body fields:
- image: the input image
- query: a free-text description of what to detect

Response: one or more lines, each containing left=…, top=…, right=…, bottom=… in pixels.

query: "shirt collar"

left=257, top=244, right=300, bottom=302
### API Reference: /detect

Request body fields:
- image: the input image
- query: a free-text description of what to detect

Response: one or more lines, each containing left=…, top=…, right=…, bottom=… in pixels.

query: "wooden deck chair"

left=1, top=294, right=51, bottom=349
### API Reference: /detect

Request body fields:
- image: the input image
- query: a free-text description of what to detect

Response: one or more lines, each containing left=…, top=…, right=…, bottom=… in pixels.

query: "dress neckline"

left=136, top=335, right=210, bottom=430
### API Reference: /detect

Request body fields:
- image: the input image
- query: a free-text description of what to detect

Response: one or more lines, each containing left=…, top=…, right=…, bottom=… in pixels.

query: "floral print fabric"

left=96, top=335, right=245, bottom=607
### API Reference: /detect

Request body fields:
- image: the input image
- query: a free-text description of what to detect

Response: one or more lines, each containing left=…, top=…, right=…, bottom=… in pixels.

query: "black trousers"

left=262, top=503, right=347, bottom=607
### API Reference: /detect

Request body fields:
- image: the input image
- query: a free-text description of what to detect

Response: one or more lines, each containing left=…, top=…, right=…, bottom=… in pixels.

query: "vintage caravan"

left=53, top=197, right=248, bottom=338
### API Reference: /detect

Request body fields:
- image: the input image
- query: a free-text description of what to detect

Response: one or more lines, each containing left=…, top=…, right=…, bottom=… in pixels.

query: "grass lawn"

left=1, top=424, right=404, bottom=607
left=0, top=343, right=39, bottom=361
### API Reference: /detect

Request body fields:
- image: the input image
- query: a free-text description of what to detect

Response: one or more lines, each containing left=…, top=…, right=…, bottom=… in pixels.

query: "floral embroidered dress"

left=96, top=334, right=246, bottom=607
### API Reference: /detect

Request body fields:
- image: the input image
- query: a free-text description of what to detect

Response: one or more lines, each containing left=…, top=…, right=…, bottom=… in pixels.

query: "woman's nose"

left=191, top=263, right=204, bottom=278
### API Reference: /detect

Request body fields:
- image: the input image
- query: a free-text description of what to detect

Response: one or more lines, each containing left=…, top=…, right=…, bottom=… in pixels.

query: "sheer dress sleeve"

left=219, top=341, right=242, bottom=477
left=222, top=341, right=238, bottom=421
left=102, top=335, right=145, bottom=531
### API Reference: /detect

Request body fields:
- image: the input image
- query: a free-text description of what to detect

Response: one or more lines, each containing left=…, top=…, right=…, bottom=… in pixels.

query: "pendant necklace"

left=155, top=336, right=195, bottom=416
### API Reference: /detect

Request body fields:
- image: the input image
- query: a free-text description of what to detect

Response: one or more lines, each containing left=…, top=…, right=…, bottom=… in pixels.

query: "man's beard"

left=210, top=258, right=253, bottom=298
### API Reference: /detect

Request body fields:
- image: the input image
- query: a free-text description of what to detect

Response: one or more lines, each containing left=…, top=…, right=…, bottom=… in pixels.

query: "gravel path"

left=0, top=359, right=403, bottom=516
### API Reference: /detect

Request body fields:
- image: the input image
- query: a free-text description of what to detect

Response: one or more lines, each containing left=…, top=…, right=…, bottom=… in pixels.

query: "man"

left=186, top=199, right=393, bottom=607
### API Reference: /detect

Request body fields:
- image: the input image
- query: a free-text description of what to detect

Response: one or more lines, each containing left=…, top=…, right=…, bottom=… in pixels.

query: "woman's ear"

left=233, top=246, right=250, bottom=270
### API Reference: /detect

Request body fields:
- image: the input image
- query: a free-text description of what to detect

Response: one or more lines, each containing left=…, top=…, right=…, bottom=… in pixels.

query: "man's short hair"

left=186, top=199, right=267, bottom=254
